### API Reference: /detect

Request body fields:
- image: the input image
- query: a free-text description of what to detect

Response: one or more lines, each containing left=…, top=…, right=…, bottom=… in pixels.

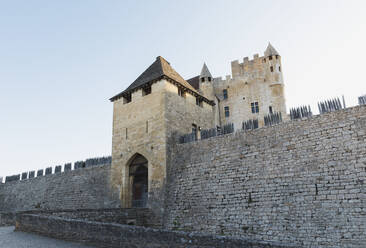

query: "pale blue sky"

left=1, top=0, right=366, bottom=178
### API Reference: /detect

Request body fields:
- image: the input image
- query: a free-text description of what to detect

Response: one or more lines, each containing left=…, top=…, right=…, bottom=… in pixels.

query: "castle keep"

left=1, top=44, right=365, bottom=248
left=109, top=43, right=287, bottom=212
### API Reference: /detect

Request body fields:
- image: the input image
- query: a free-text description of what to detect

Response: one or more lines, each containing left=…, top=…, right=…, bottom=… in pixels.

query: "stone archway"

left=128, top=154, right=148, bottom=208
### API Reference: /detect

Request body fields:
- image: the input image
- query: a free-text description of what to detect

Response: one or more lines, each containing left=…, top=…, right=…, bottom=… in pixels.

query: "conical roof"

left=110, top=56, right=200, bottom=102
left=200, top=63, right=212, bottom=79
left=264, top=42, right=279, bottom=57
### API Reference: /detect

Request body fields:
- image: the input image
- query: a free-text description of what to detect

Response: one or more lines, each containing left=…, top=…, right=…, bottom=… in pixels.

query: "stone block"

left=21, top=172, right=28, bottom=180
left=37, top=169, right=43, bottom=177
left=29, top=171, right=35, bottom=178
left=64, top=163, right=72, bottom=171
left=55, top=165, right=62, bottom=173
left=45, top=167, right=52, bottom=175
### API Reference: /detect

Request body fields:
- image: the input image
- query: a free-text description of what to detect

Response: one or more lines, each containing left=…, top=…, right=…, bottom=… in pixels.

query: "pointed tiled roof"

left=264, top=42, right=279, bottom=57
left=187, top=76, right=200, bottom=90
left=200, top=63, right=212, bottom=78
left=110, top=56, right=214, bottom=105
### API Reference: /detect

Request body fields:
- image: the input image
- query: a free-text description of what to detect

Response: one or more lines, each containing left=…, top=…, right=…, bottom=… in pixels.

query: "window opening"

left=224, top=106, right=230, bottom=117
left=196, top=97, right=203, bottom=107
left=192, top=124, right=198, bottom=141
left=251, top=102, right=259, bottom=113
left=178, top=88, right=185, bottom=97
left=223, top=89, right=228, bottom=99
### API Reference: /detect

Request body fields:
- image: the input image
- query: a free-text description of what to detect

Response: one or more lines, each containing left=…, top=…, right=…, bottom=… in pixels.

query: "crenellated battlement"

left=0, top=156, right=111, bottom=184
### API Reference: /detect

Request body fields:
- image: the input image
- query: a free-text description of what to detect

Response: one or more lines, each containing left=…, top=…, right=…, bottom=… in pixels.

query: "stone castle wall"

left=165, top=105, right=366, bottom=248
left=16, top=213, right=292, bottom=248
left=0, top=163, right=120, bottom=212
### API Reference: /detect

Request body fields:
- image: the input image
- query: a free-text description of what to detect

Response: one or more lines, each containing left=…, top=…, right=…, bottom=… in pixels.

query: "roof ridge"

left=110, top=57, right=214, bottom=104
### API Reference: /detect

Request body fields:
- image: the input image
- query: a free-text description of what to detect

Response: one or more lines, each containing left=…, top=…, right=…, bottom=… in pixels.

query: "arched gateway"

left=129, top=154, right=148, bottom=208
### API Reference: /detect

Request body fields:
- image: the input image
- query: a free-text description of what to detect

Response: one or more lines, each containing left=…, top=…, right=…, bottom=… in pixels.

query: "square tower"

left=110, top=57, right=215, bottom=215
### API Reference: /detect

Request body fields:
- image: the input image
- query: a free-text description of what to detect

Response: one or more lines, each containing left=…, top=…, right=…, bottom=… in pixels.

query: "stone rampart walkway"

left=0, top=226, right=93, bottom=248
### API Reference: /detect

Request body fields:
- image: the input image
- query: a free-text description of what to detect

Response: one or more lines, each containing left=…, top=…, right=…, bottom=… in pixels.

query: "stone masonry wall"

left=0, top=164, right=120, bottom=213
left=22, top=208, right=162, bottom=228
left=16, top=213, right=293, bottom=248
left=165, top=105, right=366, bottom=248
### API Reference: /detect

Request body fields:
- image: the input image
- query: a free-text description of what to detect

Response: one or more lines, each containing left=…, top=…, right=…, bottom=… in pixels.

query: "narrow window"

left=201, top=78, right=205, bottom=82
left=196, top=97, right=203, bottom=107
left=224, top=106, right=230, bottom=117
left=269, top=56, right=272, bottom=60
left=263, top=58, right=266, bottom=63
left=178, top=88, right=185, bottom=98
left=223, top=89, right=228, bottom=99
left=208, top=77, right=211, bottom=82
left=192, top=124, right=198, bottom=141
left=146, top=121, right=148, bottom=133
left=123, top=93, right=132, bottom=104
left=142, top=86, right=151, bottom=96
left=251, top=102, right=259, bottom=113
left=270, top=66, right=273, bottom=72
left=279, top=66, right=281, bottom=72
left=125, top=128, right=128, bottom=139
left=276, top=55, right=279, bottom=59
left=269, top=106, right=273, bottom=114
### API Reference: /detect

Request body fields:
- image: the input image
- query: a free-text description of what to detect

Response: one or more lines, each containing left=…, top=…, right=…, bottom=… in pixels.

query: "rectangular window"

left=125, top=128, right=128, bottom=139
left=146, top=121, right=148, bottom=133
left=269, top=106, right=273, bottom=114
left=201, top=78, right=205, bottom=82
left=223, top=89, right=228, bottom=99
left=279, top=66, right=281, bottom=72
left=208, top=77, right=211, bottom=82
left=270, top=66, right=274, bottom=72
left=251, top=102, right=259, bottom=113
left=224, top=106, right=230, bottom=117
left=178, top=88, right=185, bottom=97
left=269, top=56, right=272, bottom=60
left=142, top=86, right=151, bottom=96
left=123, top=93, right=131, bottom=104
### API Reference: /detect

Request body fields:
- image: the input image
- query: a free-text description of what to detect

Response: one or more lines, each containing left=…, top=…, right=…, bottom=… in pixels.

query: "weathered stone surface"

left=0, top=165, right=120, bottom=212
left=21, top=173, right=27, bottom=180
left=54, top=166, right=62, bottom=173
left=45, top=167, right=52, bottom=175
left=111, top=79, right=214, bottom=216
left=28, top=171, right=35, bottom=179
left=18, top=208, right=162, bottom=228
left=165, top=105, right=366, bottom=248
left=36, top=170, right=43, bottom=177
left=64, top=163, right=71, bottom=171
left=16, top=213, right=292, bottom=248
left=0, top=213, right=15, bottom=226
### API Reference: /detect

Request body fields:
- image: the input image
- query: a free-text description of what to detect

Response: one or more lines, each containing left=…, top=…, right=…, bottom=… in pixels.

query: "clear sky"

left=1, top=0, right=366, bottom=179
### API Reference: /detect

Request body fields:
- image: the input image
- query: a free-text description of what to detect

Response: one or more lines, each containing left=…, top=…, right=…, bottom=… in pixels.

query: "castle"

left=1, top=44, right=365, bottom=248
left=109, top=43, right=287, bottom=210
